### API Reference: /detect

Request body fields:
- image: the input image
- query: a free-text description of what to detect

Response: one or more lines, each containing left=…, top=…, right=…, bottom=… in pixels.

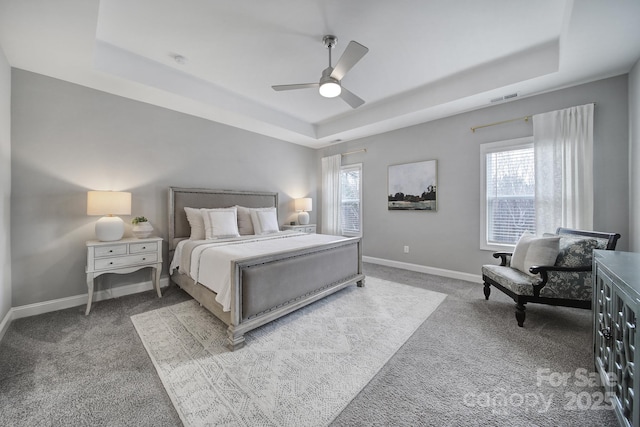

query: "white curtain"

left=533, top=103, right=594, bottom=233
left=321, top=154, right=341, bottom=235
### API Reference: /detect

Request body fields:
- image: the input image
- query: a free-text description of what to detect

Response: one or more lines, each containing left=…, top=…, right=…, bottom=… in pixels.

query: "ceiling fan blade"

left=339, top=87, right=365, bottom=109
left=272, top=83, right=319, bottom=91
left=330, top=41, right=369, bottom=81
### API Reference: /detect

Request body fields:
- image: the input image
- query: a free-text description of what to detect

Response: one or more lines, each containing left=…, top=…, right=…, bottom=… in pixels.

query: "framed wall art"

left=388, top=159, right=437, bottom=211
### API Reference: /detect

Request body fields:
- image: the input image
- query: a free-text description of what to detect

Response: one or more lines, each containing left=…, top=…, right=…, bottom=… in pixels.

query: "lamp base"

left=95, top=216, right=125, bottom=241
left=298, top=211, right=310, bottom=225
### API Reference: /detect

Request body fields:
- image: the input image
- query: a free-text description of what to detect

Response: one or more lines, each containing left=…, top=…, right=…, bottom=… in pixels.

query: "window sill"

left=481, top=242, right=515, bottom=252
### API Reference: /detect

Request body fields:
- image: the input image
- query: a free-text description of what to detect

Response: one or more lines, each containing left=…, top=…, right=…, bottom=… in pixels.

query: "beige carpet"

left=131, top=277, right=446, bottom=426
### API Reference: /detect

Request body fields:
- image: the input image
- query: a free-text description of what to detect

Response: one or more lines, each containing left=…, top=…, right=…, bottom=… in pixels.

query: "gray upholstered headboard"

left=168, top=187, right=278, bottom=251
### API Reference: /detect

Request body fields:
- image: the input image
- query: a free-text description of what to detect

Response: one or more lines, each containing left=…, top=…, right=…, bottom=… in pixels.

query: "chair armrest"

left=529, top=265, right=592, bottom=275
left=493, top=252, right=513, bottom=267
left=528, top=264, right=592, bottom=296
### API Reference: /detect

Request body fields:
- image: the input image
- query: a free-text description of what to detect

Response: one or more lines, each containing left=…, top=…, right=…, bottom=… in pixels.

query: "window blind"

left=486, top=146, right=535, bottom=244
left=340, top=167, right=361, bottom=234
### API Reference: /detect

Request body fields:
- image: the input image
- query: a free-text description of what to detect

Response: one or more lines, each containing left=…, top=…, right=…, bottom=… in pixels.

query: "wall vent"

left=490, top=92, right=519, bottom=103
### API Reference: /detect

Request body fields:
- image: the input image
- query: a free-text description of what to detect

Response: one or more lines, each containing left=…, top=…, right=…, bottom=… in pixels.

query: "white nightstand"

left=281, top=224, right=317, bottom=233
left=85, top=237, right=163, bottom=315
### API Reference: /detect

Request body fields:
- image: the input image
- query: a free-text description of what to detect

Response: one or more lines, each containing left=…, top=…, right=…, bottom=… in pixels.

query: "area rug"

left=131, top=277, right=446, bottom=426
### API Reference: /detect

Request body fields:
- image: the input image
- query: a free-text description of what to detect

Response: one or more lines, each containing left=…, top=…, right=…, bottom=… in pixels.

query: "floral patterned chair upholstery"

left=482, top=228, right=621, bottom=327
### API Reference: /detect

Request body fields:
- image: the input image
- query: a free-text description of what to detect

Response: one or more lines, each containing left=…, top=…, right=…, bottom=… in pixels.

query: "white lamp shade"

left=295, top=198, right=312, bottom=212
left=87, top=191, right=132, bottom=216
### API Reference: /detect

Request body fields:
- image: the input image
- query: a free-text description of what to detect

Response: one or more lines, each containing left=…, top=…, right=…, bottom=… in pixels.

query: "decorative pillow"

left=200, top=207, right=240, bottom=239
left=555, top=236, right=599, bottom=268
left=511, top=231, right=535, bottom=272
left=184, top=207, right=205, bottom=240
left=523, top=236, right=560, bottom=276
left=235, top=206, right=255, bottom=235
left=511, top=231, right=561, bottom=276
left=250, top=207, right=279, bottom=235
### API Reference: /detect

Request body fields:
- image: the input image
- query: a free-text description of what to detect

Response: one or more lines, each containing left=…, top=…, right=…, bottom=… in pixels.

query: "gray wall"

left=630, top=59, right=640, bottom=251
left=11, top=70, right=317, bottom=307
left=8, top=69, right=634, bottom=308
left=0, top=46, right=10, bottom=321
left=319, top=75, right=630, bottom=277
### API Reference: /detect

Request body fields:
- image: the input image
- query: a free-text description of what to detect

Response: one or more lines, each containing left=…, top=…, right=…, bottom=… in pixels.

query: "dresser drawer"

left=94, top=244, right=128, bottom=257
left=94, top=253, right=158, bottom=270
left=129, top=242, right=158, bottom=254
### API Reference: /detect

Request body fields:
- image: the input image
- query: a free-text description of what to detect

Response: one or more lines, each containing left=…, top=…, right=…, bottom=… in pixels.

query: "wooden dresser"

left=593, top=250, right=640, bottom=427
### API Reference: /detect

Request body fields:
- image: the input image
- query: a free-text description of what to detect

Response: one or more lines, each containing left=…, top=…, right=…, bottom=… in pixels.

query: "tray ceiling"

left=1, top=0, right=640, bottom=147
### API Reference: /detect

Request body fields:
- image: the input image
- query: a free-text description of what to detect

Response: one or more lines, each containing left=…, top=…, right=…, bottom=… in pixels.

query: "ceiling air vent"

left=490, top=93, right=519, bottom=103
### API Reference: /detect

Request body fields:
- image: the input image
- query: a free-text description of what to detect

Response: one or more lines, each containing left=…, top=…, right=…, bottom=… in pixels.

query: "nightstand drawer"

left=129, top=242, right=158, bottom=254
left=94, top=253, right=158, bottom=270
left=94, top=244, right=127, bottom=257
left=281, top=224, right=316, bottom=234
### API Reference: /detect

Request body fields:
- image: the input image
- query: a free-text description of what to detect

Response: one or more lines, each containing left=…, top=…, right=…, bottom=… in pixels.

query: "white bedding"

left=170, top=231, right=349, bottom=311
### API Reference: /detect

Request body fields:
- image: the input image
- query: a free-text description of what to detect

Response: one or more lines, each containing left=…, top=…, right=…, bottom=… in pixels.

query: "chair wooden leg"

left=515, top=303, right=526, bottom=327
left=483, top=282, right=491, bottom=300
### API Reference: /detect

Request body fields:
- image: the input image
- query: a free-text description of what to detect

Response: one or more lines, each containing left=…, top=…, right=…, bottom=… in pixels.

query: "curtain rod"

left=341, top=149, right=367, bottom=156
left=470, top=102, right=595, bottom=133
left=471, top=116, right=530, bottom=133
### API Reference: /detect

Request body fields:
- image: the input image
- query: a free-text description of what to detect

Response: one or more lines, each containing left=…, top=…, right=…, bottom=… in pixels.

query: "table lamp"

left=87, top=191, right=132, bottom=241
left=295, top=198, right=312, bottom=225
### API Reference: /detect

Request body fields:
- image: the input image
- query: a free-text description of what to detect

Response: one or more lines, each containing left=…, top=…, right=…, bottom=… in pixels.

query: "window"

left=340, top=164, right=362, bottom=236
left=480, top=137, right=534, bottom=250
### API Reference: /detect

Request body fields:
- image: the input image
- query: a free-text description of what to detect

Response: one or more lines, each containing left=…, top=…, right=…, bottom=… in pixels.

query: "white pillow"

left=511, top=231, right=560, bottom=276
left=523, top=236, right=560, bottom=276
left=184, top=207, right=205, bottom=240
left=250, top=207, right=279, bottom=235
left=510, top=231, right=534, bottom=272
left=235, top=206, right=255, bottom=235
left=200, top=207, right=240, bottom=239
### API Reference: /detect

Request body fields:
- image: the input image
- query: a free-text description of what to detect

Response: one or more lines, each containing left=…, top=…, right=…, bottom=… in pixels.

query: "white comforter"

left=170, top=232, right=348, bottom=311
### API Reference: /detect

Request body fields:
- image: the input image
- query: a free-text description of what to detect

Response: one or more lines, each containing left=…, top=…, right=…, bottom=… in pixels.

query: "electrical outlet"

left=403, top=245, right=409, bottom=253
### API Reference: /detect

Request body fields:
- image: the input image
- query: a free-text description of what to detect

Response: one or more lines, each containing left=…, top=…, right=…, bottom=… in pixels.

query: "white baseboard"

left=363, top=256, right=483, bottom=284
left=10, top=277, right=171, bottom=321
left=0, top=307, right=14, bottom=343
left=2, top=259, right=479, bottom=342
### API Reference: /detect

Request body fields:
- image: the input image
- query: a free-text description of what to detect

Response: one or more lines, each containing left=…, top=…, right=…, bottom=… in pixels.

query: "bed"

left=168, top=187, right=365, bottom=350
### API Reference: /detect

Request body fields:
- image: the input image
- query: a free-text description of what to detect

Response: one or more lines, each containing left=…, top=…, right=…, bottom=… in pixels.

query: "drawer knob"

left=109, top=250, right=113, bottom=253
left=109, top=262, right=113, bottom=265
left=601, top=327, right=612, bottom=341
left=142, top=258, right=146, bottom=261
left=142, top=246, right=146, bottom=249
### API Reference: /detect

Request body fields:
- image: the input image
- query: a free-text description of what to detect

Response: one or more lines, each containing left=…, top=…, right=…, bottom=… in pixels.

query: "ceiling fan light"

left=319, top=81, right=341, bottom=98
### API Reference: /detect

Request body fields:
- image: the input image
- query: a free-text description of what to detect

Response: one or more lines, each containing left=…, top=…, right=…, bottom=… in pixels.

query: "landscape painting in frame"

left=388, top=159, right=437, bottom=211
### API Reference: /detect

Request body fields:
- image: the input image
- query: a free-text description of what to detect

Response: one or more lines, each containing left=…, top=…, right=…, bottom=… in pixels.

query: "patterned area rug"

left=131, top=277, right=446, bottom=426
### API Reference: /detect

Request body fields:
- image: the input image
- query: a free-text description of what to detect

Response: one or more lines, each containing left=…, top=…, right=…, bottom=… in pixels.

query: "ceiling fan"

left=272, top=35, right=369, bottom=108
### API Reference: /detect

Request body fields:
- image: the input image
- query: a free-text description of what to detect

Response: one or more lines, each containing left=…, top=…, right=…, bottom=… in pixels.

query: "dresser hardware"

left=602, top=327, right=612, bottom=341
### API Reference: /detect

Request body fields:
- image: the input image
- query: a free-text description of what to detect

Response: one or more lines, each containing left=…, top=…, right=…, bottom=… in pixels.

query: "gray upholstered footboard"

left=171, top=237, right=364, bottom=351
left=226, top=237, right=364, bottom=350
